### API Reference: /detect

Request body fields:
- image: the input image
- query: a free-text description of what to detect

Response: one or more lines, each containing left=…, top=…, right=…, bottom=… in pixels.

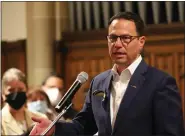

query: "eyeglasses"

left=107, top=35, right=140, bottom=45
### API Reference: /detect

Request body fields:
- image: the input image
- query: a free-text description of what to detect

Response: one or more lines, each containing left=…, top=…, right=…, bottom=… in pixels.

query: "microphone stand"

left=41, top=103, right=73, bottom=136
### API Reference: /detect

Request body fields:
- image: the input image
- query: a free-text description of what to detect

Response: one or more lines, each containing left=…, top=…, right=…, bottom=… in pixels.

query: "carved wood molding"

left=1, top=40, right=26, bottom=53
left=62, top=23, right=184, bottom=41
left=61, top=23, right=184, bottom=49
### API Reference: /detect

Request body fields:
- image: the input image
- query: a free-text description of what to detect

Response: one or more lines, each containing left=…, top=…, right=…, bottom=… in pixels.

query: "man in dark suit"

left=29, top=12, right=184, bottom=136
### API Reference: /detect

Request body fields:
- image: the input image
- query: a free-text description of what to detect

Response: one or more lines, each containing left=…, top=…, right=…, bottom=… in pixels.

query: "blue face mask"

left=27, top=100, right=48, bottom=114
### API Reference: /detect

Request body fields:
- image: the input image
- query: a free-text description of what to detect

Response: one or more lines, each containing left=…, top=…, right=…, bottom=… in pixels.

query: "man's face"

left=108, top=19, right=145, bottom=67
left=43, top=77, right=64, bottom=95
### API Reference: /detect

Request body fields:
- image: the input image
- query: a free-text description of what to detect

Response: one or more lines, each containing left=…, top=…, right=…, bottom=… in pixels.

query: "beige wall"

left=1, top=2, right=69, bottom=42
left=2, top=2, right=27, bottom=41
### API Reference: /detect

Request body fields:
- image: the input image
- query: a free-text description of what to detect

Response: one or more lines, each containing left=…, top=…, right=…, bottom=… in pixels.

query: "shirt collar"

left=111, top=55, right=142, bottom=81
left=127, top=55, right=142, bottom=75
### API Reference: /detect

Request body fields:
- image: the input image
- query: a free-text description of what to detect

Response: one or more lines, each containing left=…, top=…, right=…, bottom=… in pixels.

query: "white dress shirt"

left=110, top=55, right=142, bottom=128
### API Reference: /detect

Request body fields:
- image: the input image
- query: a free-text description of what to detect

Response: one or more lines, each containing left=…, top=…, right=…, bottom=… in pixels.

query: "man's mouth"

left=113, top=52, right=127, bottom=55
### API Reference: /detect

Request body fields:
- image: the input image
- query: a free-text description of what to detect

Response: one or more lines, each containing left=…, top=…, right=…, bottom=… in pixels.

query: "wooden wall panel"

left=55, top=41, right=67, bottom=77
left=1, top=54, right=5, bottom=76
left=1, top=40, right=27, bottom=76
left=64, top=47, right=111, bottom=110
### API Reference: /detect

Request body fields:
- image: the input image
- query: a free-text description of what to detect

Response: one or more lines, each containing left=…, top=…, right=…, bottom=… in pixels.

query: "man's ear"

left=139, top=36, right=146, bottom=45
left=139, top=36, right=146, bottom=50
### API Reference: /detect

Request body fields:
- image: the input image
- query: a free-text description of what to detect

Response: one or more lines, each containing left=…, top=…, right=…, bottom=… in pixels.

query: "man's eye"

left=122, top=36, right=130, bottom=39
left=8, top=88, right=14, bottom=92
left=110, top=36, right=117, bottom=40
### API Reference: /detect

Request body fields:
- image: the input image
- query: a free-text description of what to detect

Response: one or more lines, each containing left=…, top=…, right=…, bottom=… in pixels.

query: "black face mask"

left=6, top=91, right=27, bottom=110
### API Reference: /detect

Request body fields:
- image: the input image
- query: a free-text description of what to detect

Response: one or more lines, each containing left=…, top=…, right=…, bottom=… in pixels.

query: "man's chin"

left=114, top=59, right=128, bottom=65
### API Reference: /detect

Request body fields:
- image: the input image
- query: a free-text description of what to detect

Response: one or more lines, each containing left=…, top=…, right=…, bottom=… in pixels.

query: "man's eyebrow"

left=109, top=34, right=131, bottom=36
left=7, top=86, right=14, bottom=90
left=109, top=34, right=117, bottom=36
left=48, top=85, right=56, bottom=88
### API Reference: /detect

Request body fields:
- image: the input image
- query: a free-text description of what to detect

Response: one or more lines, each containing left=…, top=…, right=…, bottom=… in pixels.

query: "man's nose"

left=114, top=37, right=123, bottom=48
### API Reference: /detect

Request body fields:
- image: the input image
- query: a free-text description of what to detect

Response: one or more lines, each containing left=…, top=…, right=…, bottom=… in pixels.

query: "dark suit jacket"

left=55, top=60, right=184, bottom=136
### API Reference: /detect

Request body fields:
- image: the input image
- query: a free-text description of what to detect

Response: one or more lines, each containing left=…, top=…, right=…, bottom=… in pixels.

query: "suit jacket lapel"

left=112, top=60, right=148, bottom=133
left=103, top=71, right=114, bottom=134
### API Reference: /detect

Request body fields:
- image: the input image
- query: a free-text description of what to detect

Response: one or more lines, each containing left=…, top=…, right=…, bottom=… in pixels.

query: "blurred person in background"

left=27, top=87, right=59, bottom=120
left=42, top=72, right=64, bottom=107
left=1, top=68, right=47, bottom=135
left=42, top=72, right=78, bottom=121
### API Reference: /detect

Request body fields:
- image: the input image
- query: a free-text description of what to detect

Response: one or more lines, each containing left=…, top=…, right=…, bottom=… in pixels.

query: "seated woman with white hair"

left=1, top=68, right=47, bottom=136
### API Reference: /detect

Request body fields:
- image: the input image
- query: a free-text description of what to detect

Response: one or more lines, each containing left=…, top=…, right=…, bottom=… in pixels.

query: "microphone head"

left=77, top=72, right=88, bottom=83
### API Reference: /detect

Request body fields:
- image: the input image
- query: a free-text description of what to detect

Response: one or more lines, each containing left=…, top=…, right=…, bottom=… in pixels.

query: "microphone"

left=55, top=71, right=88, bottom=112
